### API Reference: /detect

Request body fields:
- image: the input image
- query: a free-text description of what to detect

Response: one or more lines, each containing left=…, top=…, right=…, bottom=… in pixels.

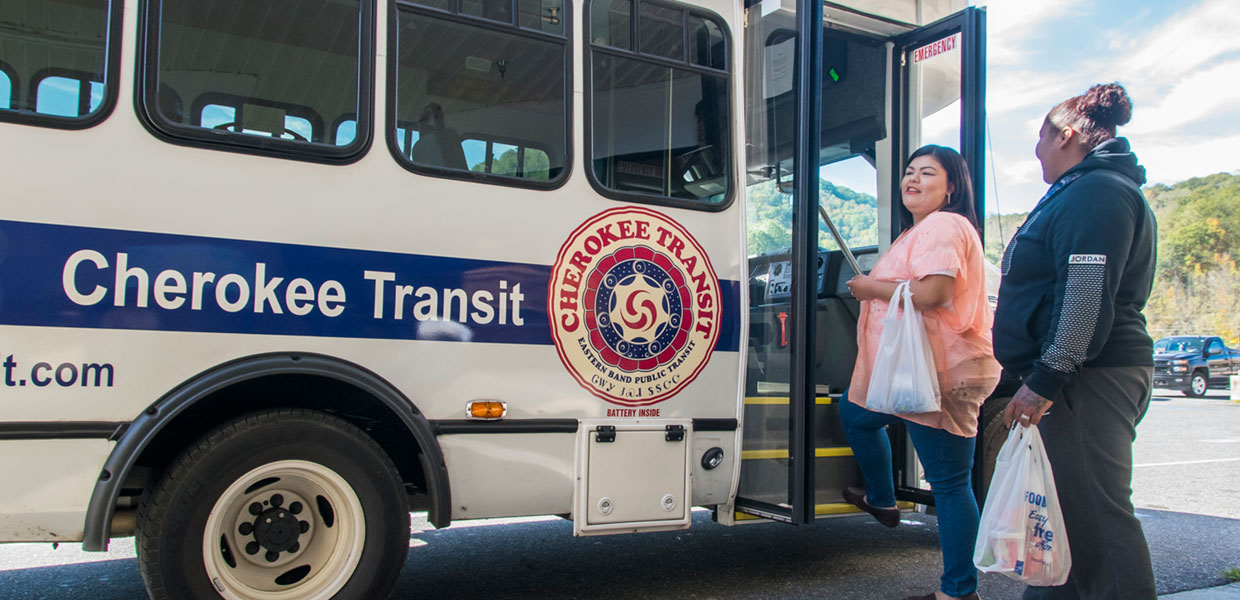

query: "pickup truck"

left=1153, top=336, right=1240, bottom=397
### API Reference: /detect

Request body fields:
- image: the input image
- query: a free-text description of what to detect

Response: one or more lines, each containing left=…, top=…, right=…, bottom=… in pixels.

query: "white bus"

left=0, top=0, right=992, bottom=598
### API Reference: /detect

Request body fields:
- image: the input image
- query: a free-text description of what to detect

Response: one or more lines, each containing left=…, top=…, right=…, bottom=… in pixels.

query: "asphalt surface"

left=1, top=390, right=1237, bottom=600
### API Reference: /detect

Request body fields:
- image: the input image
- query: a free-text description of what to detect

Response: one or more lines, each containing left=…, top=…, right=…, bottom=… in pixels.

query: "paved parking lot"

left=0, top=389, right=1236, bottom=599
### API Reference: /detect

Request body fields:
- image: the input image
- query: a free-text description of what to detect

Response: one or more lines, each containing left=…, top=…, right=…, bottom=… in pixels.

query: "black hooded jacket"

left=993, top=137, right=1157, bottom=399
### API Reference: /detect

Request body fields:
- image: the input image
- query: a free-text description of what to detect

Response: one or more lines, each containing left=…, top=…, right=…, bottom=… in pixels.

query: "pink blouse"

left=848, top=211, right=1001, bottom=437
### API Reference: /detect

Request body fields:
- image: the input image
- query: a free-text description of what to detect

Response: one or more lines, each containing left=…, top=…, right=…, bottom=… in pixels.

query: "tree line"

left=748, top=171, right=1240, bottom=345
left=984, top=171, right=1240, bottom=345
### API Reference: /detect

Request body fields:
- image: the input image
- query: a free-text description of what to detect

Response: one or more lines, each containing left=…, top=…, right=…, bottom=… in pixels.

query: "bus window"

left=461, top=136, right=553, bottom=180
left=394, top=125, right=422, bottom=158
left=590, top=0, right=631, bottom=48
left=334, top=118, right=357, bottom=146
left=139, top=0, right=373, bottom=161
left=34, top=75, right=103, bottom=117
left=391, top=4, right=569, bottom=187
left=460, top=0, right=513, bottom=23
left=519, top=0, right=564, bottom=34
left=587, top=0, right=732, bottom=209
left=0, top=0, right=119, bottom=128
left=0, top=66, right=12, bottom=109
left=194, top=98, right=323, bottom=142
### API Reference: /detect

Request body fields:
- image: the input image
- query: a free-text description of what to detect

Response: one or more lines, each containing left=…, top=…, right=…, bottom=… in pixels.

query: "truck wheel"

left=1185, top=371, right=1208, bottom=397
left=977, top=396, right=1012, bottom=504
left=136, top=409, right=409, bottom=600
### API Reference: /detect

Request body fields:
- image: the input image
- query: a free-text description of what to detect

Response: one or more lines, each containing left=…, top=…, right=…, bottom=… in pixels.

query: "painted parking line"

left=1134, top=457, right=1240, bottom=468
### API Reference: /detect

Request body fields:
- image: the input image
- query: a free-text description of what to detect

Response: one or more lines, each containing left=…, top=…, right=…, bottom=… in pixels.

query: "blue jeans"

left=839, top=392, right=979, bottom=597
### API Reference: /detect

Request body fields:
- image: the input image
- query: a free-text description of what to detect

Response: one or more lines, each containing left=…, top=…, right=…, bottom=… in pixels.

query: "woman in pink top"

left=839, top=145, right=1000, bottom=600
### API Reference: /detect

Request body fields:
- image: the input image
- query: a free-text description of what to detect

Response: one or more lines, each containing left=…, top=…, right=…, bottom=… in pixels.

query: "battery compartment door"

left=573, top=420, right=692, bottom=536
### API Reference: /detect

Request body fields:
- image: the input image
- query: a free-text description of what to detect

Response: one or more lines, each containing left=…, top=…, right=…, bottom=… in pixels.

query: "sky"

left=973, top=0, right=1240, bottom=215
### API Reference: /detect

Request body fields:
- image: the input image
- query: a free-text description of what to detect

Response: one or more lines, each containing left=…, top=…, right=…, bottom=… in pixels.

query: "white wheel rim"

left=1193, top=376, right=1207, bottom=395
left=202, top=460, right=365, bottom=600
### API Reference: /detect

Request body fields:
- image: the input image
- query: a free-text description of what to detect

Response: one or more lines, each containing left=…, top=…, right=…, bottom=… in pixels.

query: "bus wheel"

left=136, top=409, right=409, bottom=600
left=977, top=396, right=1012, bottom=503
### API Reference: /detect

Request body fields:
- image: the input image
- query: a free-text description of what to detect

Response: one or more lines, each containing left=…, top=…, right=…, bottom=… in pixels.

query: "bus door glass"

left=890, top=8, right=987, bottom=505
left=734, top=1, right=803, bottom=523
left=738, top=2, right=986, bottom=521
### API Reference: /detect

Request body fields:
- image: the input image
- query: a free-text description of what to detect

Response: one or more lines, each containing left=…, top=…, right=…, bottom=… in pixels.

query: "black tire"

left=1184, top=371, right=1208, bottom=397
left=136, top=409, right=409, bottom=600
left=977, top=396, right=1012, bottom=504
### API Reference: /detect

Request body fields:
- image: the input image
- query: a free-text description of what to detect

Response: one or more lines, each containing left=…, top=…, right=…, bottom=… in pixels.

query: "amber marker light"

left=466, top=400, right=507, bottom=420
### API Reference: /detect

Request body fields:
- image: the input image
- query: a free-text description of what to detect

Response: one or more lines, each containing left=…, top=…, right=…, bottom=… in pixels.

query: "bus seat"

left=410, top=129, right=467, bottom=170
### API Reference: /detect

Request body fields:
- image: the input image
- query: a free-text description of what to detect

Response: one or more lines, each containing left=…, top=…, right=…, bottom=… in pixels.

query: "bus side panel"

left=0, top=440, right=112, bottom=541
left=438, top=434, right=576, bottom=520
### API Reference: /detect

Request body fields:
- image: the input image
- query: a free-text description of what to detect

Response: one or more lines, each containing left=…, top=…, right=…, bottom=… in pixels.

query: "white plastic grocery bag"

left=865, top=280, right=941, bottom=414
left=974, top=423, right=1072, bottom=586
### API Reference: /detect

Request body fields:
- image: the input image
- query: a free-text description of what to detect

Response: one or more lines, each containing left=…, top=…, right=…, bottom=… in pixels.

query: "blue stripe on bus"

left=0, top=220, right=741, bottom=352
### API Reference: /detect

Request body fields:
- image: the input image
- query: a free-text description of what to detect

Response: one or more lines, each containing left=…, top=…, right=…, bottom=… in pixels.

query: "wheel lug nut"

left=245, top=541, right=260, bottom=555
left=299, top=520, right=310, bottom=533
left=265, top=551, right=279, bottom=563
left=239, top=522, right=253, bottom=535
left=289, top=502, right=302, bottom=515
left=270, top=494, right=284, bottom=508
left=290, top=542, right=300, bottom=553
left=248, top=502, right=262, bottom=516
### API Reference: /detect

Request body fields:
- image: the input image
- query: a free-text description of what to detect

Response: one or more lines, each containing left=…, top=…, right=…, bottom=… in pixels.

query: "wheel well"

left=125, top=374, right=430, bottom=505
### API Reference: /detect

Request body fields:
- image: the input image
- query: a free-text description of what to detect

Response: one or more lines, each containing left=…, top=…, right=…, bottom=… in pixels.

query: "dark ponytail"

left=1046, top=82, right=1133, bottom=151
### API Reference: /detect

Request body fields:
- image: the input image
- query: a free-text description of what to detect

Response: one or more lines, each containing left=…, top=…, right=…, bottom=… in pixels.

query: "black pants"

left=1022, top=366, right=1156, bottom=600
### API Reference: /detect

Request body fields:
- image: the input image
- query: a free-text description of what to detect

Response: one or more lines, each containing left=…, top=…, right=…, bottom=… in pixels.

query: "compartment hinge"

left=665, top=424, right=685, bottom=442
left=595, top=425, right=616, bottom=443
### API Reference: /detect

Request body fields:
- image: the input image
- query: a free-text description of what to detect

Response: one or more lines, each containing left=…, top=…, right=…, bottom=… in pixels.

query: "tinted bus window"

left=391, top=4, right=569, bottom=187
left=0, top=0, right=119, bottom=128
left=139, top=0, right=373, bottom=162
left=0, top=66, right=12, bottom=109
left=34, top=75, right=103, bottom=117
left=587, top=0, right=731, bottom=208
left=462, top=136, right=552, bottom=180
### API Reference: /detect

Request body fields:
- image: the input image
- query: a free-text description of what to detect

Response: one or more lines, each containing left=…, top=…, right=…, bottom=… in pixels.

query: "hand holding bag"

left=973, top=423, right=1072, bottom=586
left=865, top=280, right=941, bottom=414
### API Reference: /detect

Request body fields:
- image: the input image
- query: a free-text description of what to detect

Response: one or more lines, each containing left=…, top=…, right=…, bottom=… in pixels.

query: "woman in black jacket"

left=994, top=82, right=1157, bottom=600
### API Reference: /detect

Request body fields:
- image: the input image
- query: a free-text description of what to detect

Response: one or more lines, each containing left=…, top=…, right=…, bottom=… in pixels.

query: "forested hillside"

left=748, top=171, right=1240, bottom=343
left=983, top=172, right=1240, bottom=343
left=747, top=179, right=878, bottom=255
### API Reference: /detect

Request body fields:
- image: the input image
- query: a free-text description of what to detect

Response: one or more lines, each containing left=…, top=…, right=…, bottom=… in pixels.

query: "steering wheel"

left=212, top=122, right=309, bottom=142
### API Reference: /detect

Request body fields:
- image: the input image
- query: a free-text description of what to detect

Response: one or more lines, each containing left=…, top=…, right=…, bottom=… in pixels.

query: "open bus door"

left=731, top=1, right=986, bottom=524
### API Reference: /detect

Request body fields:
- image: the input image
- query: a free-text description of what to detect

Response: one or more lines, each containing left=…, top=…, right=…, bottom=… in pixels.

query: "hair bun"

left=1079, top=82, right=1132, bottom=129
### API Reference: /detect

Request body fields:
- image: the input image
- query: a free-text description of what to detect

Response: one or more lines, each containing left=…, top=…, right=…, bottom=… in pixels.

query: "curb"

left=1162, top=582, right=1240, bottom=598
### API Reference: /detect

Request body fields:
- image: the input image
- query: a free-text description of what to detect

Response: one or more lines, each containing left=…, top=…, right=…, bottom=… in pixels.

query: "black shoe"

left=843, top=486, right=900, bottom=528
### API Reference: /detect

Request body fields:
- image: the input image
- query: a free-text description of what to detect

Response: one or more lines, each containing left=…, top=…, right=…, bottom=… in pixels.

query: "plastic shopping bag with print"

left=865, top=280, right=941, bottom=414
left=973, top=423, right=1071, bottom=586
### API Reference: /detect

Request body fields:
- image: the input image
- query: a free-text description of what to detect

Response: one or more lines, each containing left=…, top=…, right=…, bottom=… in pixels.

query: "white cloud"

left=973, top=0, right=1077, bottom=66
left=1001, top=159, right=1043, bottom=185
left=976, top=0, right=1240, bottom=214
left=1124, top=58, right=1240, bottom=135
left=1113, top=0, right=1240, bottom=83
left=986, top=70, right=1073, bottom=115
left=1133, top=132, right=1240, bottom=186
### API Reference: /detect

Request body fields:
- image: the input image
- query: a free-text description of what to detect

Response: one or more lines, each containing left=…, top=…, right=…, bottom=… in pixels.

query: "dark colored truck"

left=1153, top=336, right=1240, bottom=397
